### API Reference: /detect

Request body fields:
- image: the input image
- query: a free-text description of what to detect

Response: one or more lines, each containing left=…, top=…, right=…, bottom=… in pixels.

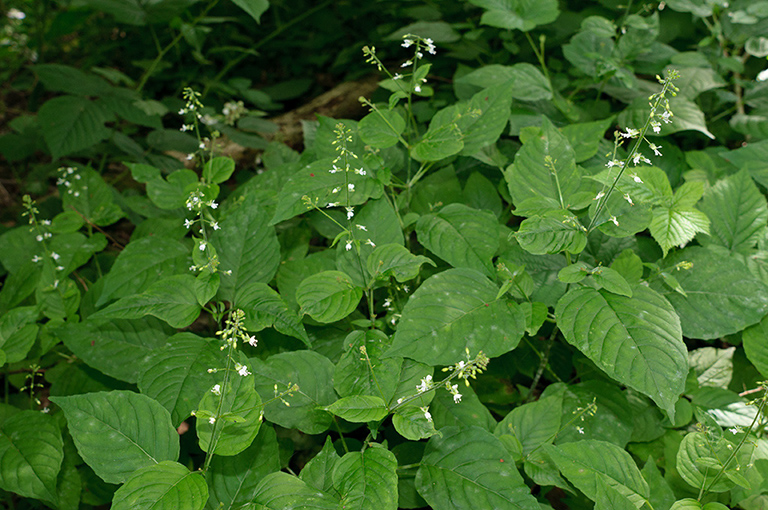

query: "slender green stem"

left=525, top=326, right=558, bottom=403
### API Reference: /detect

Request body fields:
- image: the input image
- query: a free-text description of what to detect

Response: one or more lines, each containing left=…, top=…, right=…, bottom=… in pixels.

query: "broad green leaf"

left=252, top=472, right=338, bottom=509
left=203, top=157, right=236, bottom=184
left=231, top=0, right=269, bottom=23
left=594, top=476, right=639, bottom=510
left=251, top=350, right=336, bottom=434
left=515, top=209, right=588, bottom=255
left=430, top=384, right=497, bottom=432
left=386, top=268, right=526, bottom=365
left=699, top=170, right=768, bottom=254
left=387, top=21, right=461, bottom=43
left=138, top=333, right=221, bottom=427
left=743, top=315, right=768, bottom=378
left=276, top=250, right=336, bottom=308
left=0, top=411, right=63, bottom=505
left=416, top=203, right=500, bottom=276
left=59, top=166, right=123, bottom=226
left=325, top=395, right=388, bottom=423
left=561, top=118, right=614, bottom=163
left=410, top=113, right=464, bottom=162
left=212, top=192, right=280, bottom=303
left=296, top=270, right=362, bottom=323
left=90, top=274, right=202, bottom=328
left=367, top=244, right=435, bottom=282
left=667, top=66, right=726, bottom=100
left=38, top=95, right=114, bottom=159
left=676, top=432, right=739, bottom=493
left=463, top=171, right=503, bottom=217
left=558, top=262, right=590, bottom=283
left=300, top=436, right=340, bottom=494
left=690, top=347, right=734, bottom=388
left=641, top=456, right=676, bottom=510
left=235, top=282, right=309, bottom=345
left=468, top=0, right=560, bottom=31
left=591, top=266, right=633, bottom=297
left=270, top=158, right=383, bottom=224
left=611, top=249, right=644, bottom=284
left=556, top=285, right=686, bottom=419
left=720, top=139, right=768, bottom=189
left=51, top=390, right=179, bottom=484
left=730, top=113, right=768, bottom=139
left=556, top=381, right=634, bottom=447
left=746, top=36, right=768, bottom=57
left=393, top=407, right=440, bottom=441
left=656, top=247, right=768, bottom=339
left=206, top=425, right=280, bottom=510
left=389, top=360, right=435, bottom=409
left=455, top=64, right=552, bottom=102
left=649, top=205, right=709, bottom=257
left=563, top=31, right=616, bottom=78
left=505, top=117, right=582, bottom=209
left=128, top=164, right=199, bottom=210
left=111, top=461, right=207, bottom=510
left=197, top=355, right=262, bottom=456
left=55, top=317, right=170, bottom=384
left=334, top=330, right=401, bottom=401
left=33, top=63, right=110, bottom=96
left=619, top=96, right=715, bottom=139
left=670, top=500, right=703, bottom=510
left=545, top=440, right=650, bottom=508
left=0, top=306, right=38, bottom=364
left=457, top=81, right=516, bottom=155
left=494, top=385, right=564, bottom=460
left=410, top=165, right=463, bottom=215
left=415, top=426, right=539, bottom=510
left=359, top=110, right=405, bottom=149
left=332, top=445, right=398, bottom=510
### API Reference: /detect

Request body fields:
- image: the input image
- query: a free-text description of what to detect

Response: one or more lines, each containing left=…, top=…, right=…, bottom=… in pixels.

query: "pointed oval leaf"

left=325, top=395, right=388, bottom=423
left=253, top=472, right=338, bottom=509
left=386, top=268, right=525, bottom=365
left=416, top=203, right=500, bottom=276
left=50, top=390, right=179, bottom=484
left=300, top=436, right=340, bottom=493
left=235, top=282, right=309, bottom=346
left=415, top=426, right=539, bottom=510
left=676, top=432, right=736, bottom=493
left=359, top=110, right=405, bottom=149
left=545, top=440, right=650, bottom=508
left=494, top=386, right=564, bottom=458
left=334, top=330, right=401, bottom=400
left=591, top=266, right=633, bottom=297
left=743, top=315, right=768, bottom=378
left=332, top=445, right=398, bottom=510
left=393, top=407, right=440, bottom=441
left=0, top=411, right=63, bottom=505
left=367, top=243, right=435, bottom=283
left=515, top=209, right=587, bottom=255
left=556, top=285, right=686, bottom=419
left=296, top=270, right=362, bottom=323
left=111, top=461, right=207, bottom=510
left=656, top=247, right=768, bottom=339
left=38, top=95, right=114, bottom=159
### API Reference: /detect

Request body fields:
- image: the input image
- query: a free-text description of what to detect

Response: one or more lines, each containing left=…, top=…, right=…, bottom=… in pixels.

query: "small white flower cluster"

left=445, top=382, right=462, bottom=404
left=215, top=309, right=258, bottom=350
left=222, top=101, right=247, bottom=126
left=416, top=374, right=433, bottom=393
left=442, top=349, right=490, bottom=387
left=185, top=190, right=218, bottom=212
left=401, top=36, right=436, bottom=56
left=56, top=166, right=85, bottom=198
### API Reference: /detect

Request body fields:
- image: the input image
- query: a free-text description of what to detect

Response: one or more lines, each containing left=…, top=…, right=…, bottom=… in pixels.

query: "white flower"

left=51, top=252, right=60, bottom=261
left=186, top=153, right=194, bottom=161
left=8, top=8, right=26, bottom=19
left=650, top=143, right=662, bottom=157
left=179, top=108, right=187, bottom=115
left=620, top=127, right=639, bottom=138
left=416, top=375, right=433, bottom=393
left=209, top=416, right=216, bottom=424
left=402, top=39, right=413, bottom=48
left=416, top=51, right=423, bottom=59
left=576, top=426, right=584, bottom=434
left=414, top=85, right=422, bottom=93
left=199, top=242, right=206, bottom=251
left=348, top=183, right=355, bottom=192
left=729, top=427, right=741, bottom=434
left=184, top=219, right=193, bottom=228
left=346, top=207, right=354, bottom=219
left=180, top=124, right=192, bottom=132
left=624, top=193, right=633, bottom=205
left=758, top=69, right=768, bottom=82
left=36, top=235, right=43, bottom=242
left=652, top=123, right=661, bottom=134
left=594, top=191, right=605, bottom=201
left=247, top=335, right=258, bottom=347
left=189, top=265, right=197, bottom=272
left=211, top=384, right=221, bottom=395
left=211, top=221, right=220, bottom=230
left=345, top=241, right=353, bottom=251
left=393, top=73, right=403, bottom=80
left=44, top=232, right=52, bottom=239
left=383, top=298, right=392, bottom=309
left=41, top=220, right=51, bottom=226
left=235, top=363, right=251, bottom=377
left=421, top=406, right=432, bottom=423
left=32, top=255, right=41, bottom=262
left=199, top=142, right=206, bottom=149
left=397, top=397, right=404, bottom=404
left=401, top=60, right=412, bottom=67
left=354, top=167, right=366, bottom=175
left=661, top=110, right=672, bottom=123
left=225, top=270, right=232, bottom=275
left=453, top=392, right=462, bottom=404
left=403, top=285, right=409, bottom=292
left=209, top=201, right=218, bottom=209
left=630, top=173, right=643, bottom=183
left=56, top=265, right=64, bottom=271
left=366, top=239, right=375, bottom=247
left=327, top=202, right=339, bottom=208
left=632, top=153, right=651, bottom=166
left=329, top=165, right=340, bottom=174
left=610, top=216, right=619, bottom=226
left=332, top=187, right=340, bottom=194
left=356, top=225, right=367, bottom=231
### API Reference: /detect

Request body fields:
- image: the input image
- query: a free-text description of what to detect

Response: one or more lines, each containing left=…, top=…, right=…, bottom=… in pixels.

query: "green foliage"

left=5, top=1, right=768, bottom=509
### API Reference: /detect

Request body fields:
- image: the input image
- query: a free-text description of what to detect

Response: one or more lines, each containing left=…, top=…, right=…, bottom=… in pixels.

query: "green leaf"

left=296, top=270, right=362, bottom=323
left=494, top=386, right=564, bottom=460
left=619, top=96, right=715, bottom=139
left=641, top=456, right=676, bottom=510
left=591, top=266, right=633, bottom=297
left=332, top=444, right=398, bottom=510
left=594, top=476, right=639, bottom=510
left=743, top=315, right=768, bottom=378
left=670, top=499, right=704, bottom=510
left=669, top=67, right=727, bottom=100
left=236, top=282, right=309, bottom=346
left=555, top=285, right=686, bottom=419
left=212, top=193, right=280, bottom=303
left=137, top=333, right=221, bottom=427
left=690, top=347, right=734, bottom=388
left=111, top=461, right=207, bottom=510
left=430, top=384, right=497, bottom=432
left=0, top=411, right=63, bottom=505
left=561, top=118, right=614, bottom=163
left=655, top=247, right=768, bottom=339
left=563, top=31, right=616, bottom=78
left=730, top=113, right=768, bottom=139
left=455, top=64, right=552, bottom=102
left=515, top=209, right=588, bottom=255
left=649, top=205, right=709, bottom=257
left=38, top=95, right=114, bottom=159
left=367, top=244, right=435, bottom=283
left=545, top=440, right=650, bottom=508
left=325, top=395, right=388, bottom=423
left=334, top=330, right=401, bottom=401
left=270, top=158, right=383, bottom=224
left=416, top=203, right=500, bottom=276
left=55, top=317, right=170, bottom=384
left=251, top=351, right=336, bottom=434
left=203, top=157, right=236, bottom=184
left=385, top=268, right=526, bottom=365
left=231, top=0, right=269, bottom=23
left=410, top=113, right=464, bottom=162
left=252, top=472, right=338, bottom=509
left=698, top=170, right=768, bottom=254
left=59, top=166, right=124, bottom=226
left=558, top=262, right=590, bottom=283
left=206, top=425, right=281, bottom=509
left=90, top=274, right=202, bottom=328
left=359, top=110, right=405, bottom=149
left=197, top=355, right=262, bottom=456
left=458, top=81, right=516, bottom=155
left=468, top=0, right=560, bottom=31
left=676, top=432, right=737, bottom=493
left=50, top=391, right=179, bottom=484
left=415, top=426, right=539, bottom=510
left=0, top=306, right=38, bottom=364
left=300, top=436, right=340, bottom=493
left=33, top=64, right=110, bottom=96
left=393, top=407, right=440, bottom=441
left=505, top=117, right=582, bottom=209
left=463, top=171, right=503, bottom=217
left=127, top=163, right=199, bottom=210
